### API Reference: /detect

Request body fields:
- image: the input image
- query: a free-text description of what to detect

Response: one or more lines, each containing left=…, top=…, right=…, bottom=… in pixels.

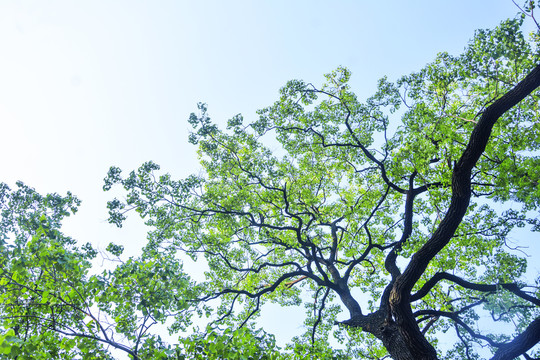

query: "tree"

left=2, top=9, right=540, bottom=360
left=104, top=13, right=540, bottom=360
left=0, top=182, right=201, bottom=359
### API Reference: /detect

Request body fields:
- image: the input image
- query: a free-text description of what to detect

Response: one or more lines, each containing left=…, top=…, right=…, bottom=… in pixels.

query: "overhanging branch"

left=410, top=272, right=540, bottom=306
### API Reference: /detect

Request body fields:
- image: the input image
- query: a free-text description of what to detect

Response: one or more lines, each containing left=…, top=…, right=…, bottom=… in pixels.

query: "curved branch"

left=415, top=308, right=503, bottom=348
left=199, top=270, right=330, bottom=302
left=411, top=272, right=540, bottom=306
left=490, top=316, right=540, bottom=360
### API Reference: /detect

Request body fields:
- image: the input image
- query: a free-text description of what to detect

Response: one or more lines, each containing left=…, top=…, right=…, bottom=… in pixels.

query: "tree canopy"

left=2, top=6, right=540, bottom=360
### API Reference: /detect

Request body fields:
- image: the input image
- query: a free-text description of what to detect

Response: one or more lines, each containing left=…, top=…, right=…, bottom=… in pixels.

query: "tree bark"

left=344, top=311, right=436, bottom=360
left=490, top=317, right=540, bottom=360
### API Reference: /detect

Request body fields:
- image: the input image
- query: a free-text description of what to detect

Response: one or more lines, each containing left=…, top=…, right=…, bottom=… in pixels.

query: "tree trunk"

left=344, top=311, right=438, bottom=360
left=380, top=323, right=437, bottom=360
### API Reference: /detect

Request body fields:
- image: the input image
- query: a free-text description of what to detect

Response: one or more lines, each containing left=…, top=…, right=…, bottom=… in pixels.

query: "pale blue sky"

left=0, top=0, right=531, bottom=353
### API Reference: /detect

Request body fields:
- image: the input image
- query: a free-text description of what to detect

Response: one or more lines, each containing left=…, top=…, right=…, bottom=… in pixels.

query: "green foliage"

left=179, top=327, right=282, bottom=360
left=102, top=15, right=540, bottom=359
left=0, top=182, right=197, bottom=359
left=2, top=8, right=540, bottom=360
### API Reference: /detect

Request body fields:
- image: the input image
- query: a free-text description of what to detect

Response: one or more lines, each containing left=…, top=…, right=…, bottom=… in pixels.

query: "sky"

left=0, top=0, right=534, bottom=354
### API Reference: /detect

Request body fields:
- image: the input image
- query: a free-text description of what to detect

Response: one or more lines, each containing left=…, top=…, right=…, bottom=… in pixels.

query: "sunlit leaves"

left=98, top=14, right=540, bottom=359
left=0, top=183, right=198, bottom=359
left=180, top=327, right=282, bottom=360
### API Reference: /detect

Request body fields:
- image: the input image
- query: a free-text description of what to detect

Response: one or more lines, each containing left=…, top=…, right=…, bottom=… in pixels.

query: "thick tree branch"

left=387, top=63, right=540, bottom=359
left=490, top=316, right=540, bottom=360
left=394, top=63, right=540, bottom=298
left=411, top=272, right=540, bottom=306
